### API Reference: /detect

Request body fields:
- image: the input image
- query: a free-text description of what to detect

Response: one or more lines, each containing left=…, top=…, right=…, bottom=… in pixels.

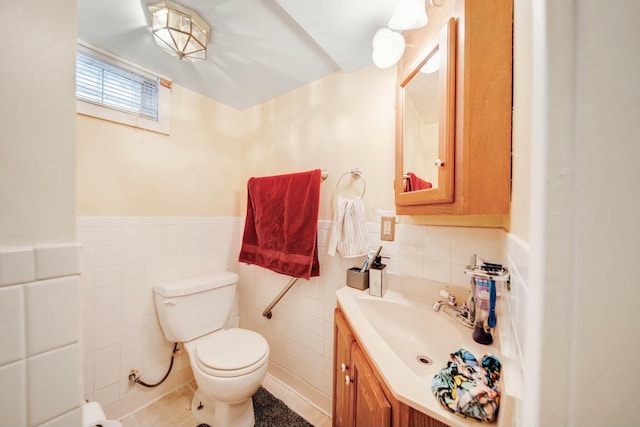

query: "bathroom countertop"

left=336, top=273, right=513, bottom=427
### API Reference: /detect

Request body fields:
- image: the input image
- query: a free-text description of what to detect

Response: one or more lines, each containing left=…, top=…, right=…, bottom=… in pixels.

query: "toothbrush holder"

left=346, top=268, right=369, bottom=290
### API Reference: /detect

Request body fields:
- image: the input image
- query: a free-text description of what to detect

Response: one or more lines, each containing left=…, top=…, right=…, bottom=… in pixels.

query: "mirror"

left=403, top=49, right=441, bottom=191
left=395, top=18, right=456, bottom=207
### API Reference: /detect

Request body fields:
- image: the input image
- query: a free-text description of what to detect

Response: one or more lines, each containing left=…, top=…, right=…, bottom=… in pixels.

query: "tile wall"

left=498, top=233, right=529, bottom=426
left=78, top=216, right=509, bottom=420
left=0, top=243, right=82, bottom=427
left=237, top=220, right=506, bottom=414
left=77, top=217, right=244, bottom=420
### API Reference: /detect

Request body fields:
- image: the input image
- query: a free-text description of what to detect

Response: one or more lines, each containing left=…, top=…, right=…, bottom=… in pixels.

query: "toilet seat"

left=195, top=329, right=269, bottom=378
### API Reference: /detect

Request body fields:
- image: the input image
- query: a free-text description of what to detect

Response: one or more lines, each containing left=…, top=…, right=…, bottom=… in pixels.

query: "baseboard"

left=267, top=363, right=331, bottom=416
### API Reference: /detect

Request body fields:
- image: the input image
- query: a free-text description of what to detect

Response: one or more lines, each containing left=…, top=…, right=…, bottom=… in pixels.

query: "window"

left=76, top=43, right=171, bottom=134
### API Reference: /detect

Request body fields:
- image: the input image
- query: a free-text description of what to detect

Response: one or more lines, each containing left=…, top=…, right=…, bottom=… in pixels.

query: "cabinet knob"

left=345, top=375, right=351, bottom=385
left=340, top=363, right=348, bottom=373
left=434, top=159, right=445, bottom=167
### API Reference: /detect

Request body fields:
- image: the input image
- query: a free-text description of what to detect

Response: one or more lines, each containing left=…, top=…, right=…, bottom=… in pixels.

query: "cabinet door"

left=333, top=309, right=355, bottom=427
left=352, top=343, right=391, bottom=427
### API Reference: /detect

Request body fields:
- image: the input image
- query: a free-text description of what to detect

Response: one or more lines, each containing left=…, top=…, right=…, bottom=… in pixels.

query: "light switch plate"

left=380, top=216, right=395, bottom=241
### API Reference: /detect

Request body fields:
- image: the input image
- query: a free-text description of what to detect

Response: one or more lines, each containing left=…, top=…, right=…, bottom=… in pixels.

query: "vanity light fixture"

left=372, top=0, right=428, bottom=69
left=388, top=0, right=428, bottom=31
left=372, top=28, right=406, bottom=69
left=148, top=0, right=210, bottom=62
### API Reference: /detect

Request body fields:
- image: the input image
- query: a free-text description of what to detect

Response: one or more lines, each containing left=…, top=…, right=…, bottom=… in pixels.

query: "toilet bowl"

left=185, top=328, right=269, bottom=426
left=153, top=272, right=270, bottom=427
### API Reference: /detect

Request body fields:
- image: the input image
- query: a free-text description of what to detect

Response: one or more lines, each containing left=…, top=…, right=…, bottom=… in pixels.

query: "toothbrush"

left=487, top=278, right=497, bottom=328
left=360, top=246, right=383, bottom=272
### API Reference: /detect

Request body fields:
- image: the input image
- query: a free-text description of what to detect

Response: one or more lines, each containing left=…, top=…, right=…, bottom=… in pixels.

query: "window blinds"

left=76, top=50, right=159, bottom=121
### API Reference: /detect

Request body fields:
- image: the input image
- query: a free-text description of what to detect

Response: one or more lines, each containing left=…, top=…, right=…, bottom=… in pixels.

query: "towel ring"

left=336, top=169, right=366, bottom=199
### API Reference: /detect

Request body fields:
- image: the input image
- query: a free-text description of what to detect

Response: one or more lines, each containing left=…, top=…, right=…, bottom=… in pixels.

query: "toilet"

left=153, top=272, right=269, bottom=427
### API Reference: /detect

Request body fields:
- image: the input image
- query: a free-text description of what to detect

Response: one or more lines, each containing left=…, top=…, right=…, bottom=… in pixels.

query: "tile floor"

left=119, top=374, right=331, bottom=427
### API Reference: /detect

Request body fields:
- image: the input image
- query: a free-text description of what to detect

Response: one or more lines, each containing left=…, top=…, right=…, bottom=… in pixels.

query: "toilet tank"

left=153, top=272, right=239, bottom=342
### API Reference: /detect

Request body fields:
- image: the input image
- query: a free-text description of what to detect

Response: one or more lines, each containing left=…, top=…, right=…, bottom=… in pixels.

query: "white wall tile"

left=142, top=225, right=165, bottom=243
left=77, top=216, right=507, bottom=421
left=94, top=325, right=121, bottom=350
left=25, top=277, right=79, bottom=356
left=501, top=232, right=528, bottom=423
left=121, top=263, right=145, bottom=285
left=0, top=247, right=35, bottom=286
left=122, top=225, right=147, bottom=244
left=94, top=246, right=122, bottom=268
left=425, top=228, right=453, bottom=264
left=94, top=267, right=121, bottom=288
left=0, top=361, right=26, bottom=427
left=121, top=337, right=144, bottom=361
left=34, top=243, right=80, bottom=280
left=0, top=285, right=25, bottom=364
left=165, top=224, right=184, bottom=242
left=94, top=344, right=121, bottom=370
left=80, top=246, right=96, bottom=271
left=77, top=217, right=122, bottom=227
left=95, top=226, right=122, bottom=247
left=76, top=226, right=96, bottom=249
left=28, top=345, right=81, bottom=427
left=84, top=371, right=94, bottom=396
left=93, top=305, right=122, bottom=330
left=38, top=408, right=81, bottom=427
left=94, top=363, right=120, bottom=390
left=239, top=220, right=507, bottom=416
left=94, top=285, right=121, bottom=308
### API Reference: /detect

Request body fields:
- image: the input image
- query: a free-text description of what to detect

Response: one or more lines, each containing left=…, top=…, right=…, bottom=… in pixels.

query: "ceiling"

left=78, top=0, right=404, bottom=111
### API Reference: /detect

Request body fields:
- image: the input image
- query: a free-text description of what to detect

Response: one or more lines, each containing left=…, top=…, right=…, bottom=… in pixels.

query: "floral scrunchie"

left=431, top=349, right=501, bottom=423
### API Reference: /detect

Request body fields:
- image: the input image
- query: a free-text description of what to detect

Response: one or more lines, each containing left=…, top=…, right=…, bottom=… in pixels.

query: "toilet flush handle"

left=162, top=299, right=177, bottom=306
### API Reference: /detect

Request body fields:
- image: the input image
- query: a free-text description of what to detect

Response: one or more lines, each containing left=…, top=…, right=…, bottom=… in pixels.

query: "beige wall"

left=77, top=61, right=513, bottom=230
left=239, top=66, right=397, bottom=222
left=77, top=65, right=400, bottom=222
left=77, top=85, right=245, bottom=217
left=1, top=1, right=77, bottom=246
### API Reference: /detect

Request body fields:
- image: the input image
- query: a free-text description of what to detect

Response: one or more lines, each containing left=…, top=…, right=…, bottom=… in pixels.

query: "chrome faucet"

left=432, top=290, right=474, bottom=329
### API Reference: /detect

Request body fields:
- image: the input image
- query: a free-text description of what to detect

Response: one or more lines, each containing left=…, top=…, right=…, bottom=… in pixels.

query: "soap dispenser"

left=369, top=253, right=387, bottom=297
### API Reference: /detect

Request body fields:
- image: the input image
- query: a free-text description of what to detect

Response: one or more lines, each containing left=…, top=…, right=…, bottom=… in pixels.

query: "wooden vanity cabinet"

left=332, top=307, right=449, bottom=427
left=333, top=307, right=356, bottom=427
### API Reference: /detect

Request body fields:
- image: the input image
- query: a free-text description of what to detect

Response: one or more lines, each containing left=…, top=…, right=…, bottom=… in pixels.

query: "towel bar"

left=263, top=276, right=299, bottom=319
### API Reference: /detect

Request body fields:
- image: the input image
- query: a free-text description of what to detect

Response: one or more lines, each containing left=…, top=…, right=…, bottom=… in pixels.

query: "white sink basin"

left=355, top=295, right=468, bottom=378
left=336, top=273, right=502, bottom=427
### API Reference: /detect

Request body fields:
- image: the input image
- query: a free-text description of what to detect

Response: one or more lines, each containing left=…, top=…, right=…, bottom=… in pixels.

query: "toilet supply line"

left=128, top=342, right=179, bottom=388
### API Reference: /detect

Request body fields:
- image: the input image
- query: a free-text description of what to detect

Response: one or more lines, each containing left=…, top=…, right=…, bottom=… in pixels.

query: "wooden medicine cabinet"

left=395, top=0, right=513, bottom=216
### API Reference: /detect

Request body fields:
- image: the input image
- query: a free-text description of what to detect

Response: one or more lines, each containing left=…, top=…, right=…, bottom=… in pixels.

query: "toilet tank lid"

left=153, top=272, right=239, bottom=297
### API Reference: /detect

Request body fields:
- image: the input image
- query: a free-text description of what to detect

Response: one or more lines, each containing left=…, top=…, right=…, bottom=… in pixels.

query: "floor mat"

left=196, top=386, right=314, bottom=427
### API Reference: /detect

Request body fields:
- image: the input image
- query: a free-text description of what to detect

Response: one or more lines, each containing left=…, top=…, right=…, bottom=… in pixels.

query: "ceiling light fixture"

left=148, top=0, right=210, bottom=62
left=388, top=0, right=428, bottom=31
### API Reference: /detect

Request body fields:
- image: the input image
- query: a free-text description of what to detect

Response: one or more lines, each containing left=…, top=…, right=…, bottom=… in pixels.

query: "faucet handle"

left=439, top=289, right=456, bottom=305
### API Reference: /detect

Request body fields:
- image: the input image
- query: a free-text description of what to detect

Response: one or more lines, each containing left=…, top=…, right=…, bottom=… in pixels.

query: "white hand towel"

left=328, top=196, right=369, bottom=257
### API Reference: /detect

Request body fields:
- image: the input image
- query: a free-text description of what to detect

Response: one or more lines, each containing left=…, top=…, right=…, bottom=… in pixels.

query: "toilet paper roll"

left=82, top=402, right=107, bottom=427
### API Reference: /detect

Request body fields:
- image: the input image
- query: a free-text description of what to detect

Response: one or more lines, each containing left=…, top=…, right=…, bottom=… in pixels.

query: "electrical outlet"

left=380, top=216, right=395, bottom=241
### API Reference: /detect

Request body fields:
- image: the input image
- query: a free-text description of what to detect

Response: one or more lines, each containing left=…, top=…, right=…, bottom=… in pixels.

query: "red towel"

left=406, top=172, right=432, bottom=191
left=238, top=169, right=321, bottom=279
